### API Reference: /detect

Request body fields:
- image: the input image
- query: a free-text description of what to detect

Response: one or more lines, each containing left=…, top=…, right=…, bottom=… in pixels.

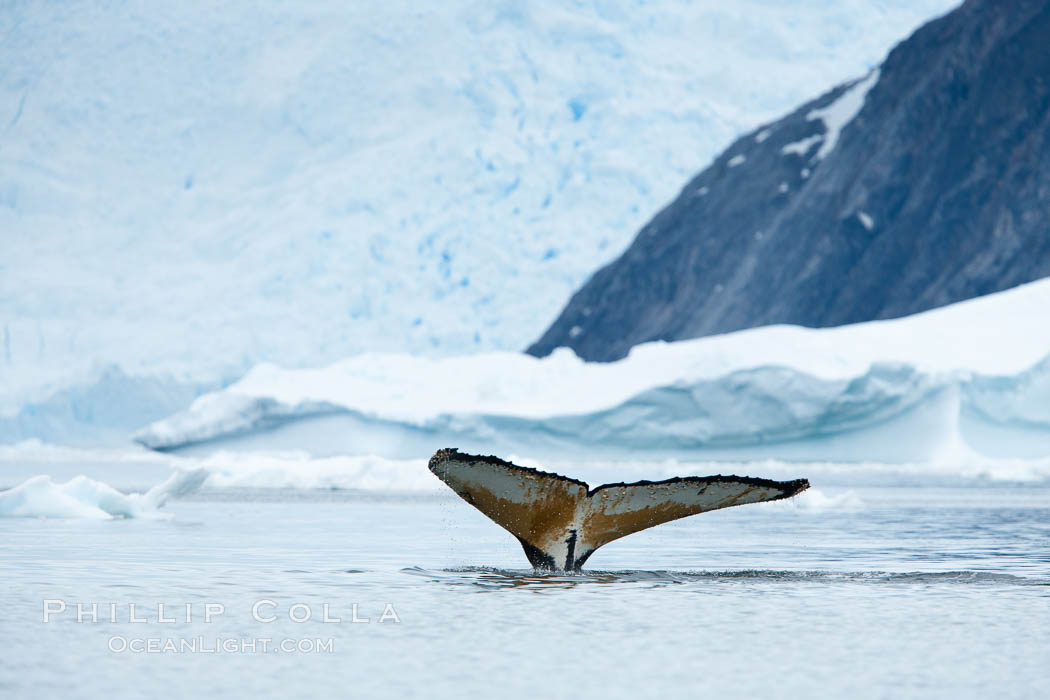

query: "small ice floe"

left=755, top=129, right=771, bottom=143
left=857, top=211, right=875, bottom=230
left=695, top=186, right=709, bottom=196
left=727, top=154, right=746, bottom=167
left=569, top=325, right=583, bottom=338
left=778, top=182, right=789, bottom=193
left=0, top=469, right=207, bottom=519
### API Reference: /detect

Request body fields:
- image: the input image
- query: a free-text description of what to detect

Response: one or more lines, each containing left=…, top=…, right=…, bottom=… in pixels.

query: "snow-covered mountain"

left=1, top=0, right=959, bottom=417
left=136, top=278, right=1050, bottom=464
left=529, top=0, right=1050, bottom=361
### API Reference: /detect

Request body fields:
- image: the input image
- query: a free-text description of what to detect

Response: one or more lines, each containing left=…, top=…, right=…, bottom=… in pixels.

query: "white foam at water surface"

left=764, top=488, right=865, bottom=512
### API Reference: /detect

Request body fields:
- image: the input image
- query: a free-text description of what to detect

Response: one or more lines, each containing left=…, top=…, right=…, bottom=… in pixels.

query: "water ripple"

left=401, top=566, right=1049, bottom=589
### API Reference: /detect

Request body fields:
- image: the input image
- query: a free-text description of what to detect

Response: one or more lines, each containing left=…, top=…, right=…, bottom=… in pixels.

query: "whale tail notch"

left=428, top=448, right=809, bottom=572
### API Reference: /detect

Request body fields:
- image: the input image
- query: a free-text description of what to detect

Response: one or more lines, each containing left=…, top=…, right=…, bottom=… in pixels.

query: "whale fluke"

left=428, top=448, right=810, bottom=571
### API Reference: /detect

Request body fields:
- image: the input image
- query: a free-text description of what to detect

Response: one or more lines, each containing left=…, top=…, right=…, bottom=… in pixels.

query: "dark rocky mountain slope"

left=528, top=0, right=1050, bottom=361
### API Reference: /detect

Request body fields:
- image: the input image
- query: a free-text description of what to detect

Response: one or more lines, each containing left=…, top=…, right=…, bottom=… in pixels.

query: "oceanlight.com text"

left=107, top=636, right=335, bottom=654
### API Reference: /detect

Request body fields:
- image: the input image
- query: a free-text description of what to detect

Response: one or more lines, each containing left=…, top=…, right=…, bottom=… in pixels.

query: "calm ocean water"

left=2, top=478, right=1049, bottom=699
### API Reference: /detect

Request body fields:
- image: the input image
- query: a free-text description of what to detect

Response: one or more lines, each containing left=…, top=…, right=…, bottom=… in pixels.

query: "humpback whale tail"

left=429, top=448, right=809, bottom=572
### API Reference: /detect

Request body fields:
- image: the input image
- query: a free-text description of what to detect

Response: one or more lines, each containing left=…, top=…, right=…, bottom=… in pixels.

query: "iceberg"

left=135, top=279, right=1050, bottom=463
left=0, top=468, right=206, bottom=519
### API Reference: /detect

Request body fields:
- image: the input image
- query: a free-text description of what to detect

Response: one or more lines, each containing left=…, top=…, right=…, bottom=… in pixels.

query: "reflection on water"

left=403, top=566, right=1049, bottom=590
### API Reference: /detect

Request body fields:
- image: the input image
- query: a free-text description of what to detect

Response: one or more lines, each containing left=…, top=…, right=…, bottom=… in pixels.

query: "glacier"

left=135, top=278, right=1050, bottom=464
left=0, top=0, right=960, bottom=415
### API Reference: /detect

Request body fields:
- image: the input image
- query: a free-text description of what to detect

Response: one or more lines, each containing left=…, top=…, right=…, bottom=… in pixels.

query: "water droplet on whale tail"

left=428, top=448, right=809, bottom=572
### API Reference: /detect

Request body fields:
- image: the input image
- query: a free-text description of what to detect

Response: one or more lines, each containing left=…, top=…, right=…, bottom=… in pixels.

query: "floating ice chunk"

left=806, top=68, right=881, bottom=160
left=0, top=469, right=206, bottom=519
left=857, top=211, right=874, bottom=230
left=727, top=154, right=746, bottom=167
left=755, top=129, right=772, bottom=143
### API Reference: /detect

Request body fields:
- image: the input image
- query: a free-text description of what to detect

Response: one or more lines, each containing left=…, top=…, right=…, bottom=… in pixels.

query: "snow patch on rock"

left=807, top=68, right=881, bottom=160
